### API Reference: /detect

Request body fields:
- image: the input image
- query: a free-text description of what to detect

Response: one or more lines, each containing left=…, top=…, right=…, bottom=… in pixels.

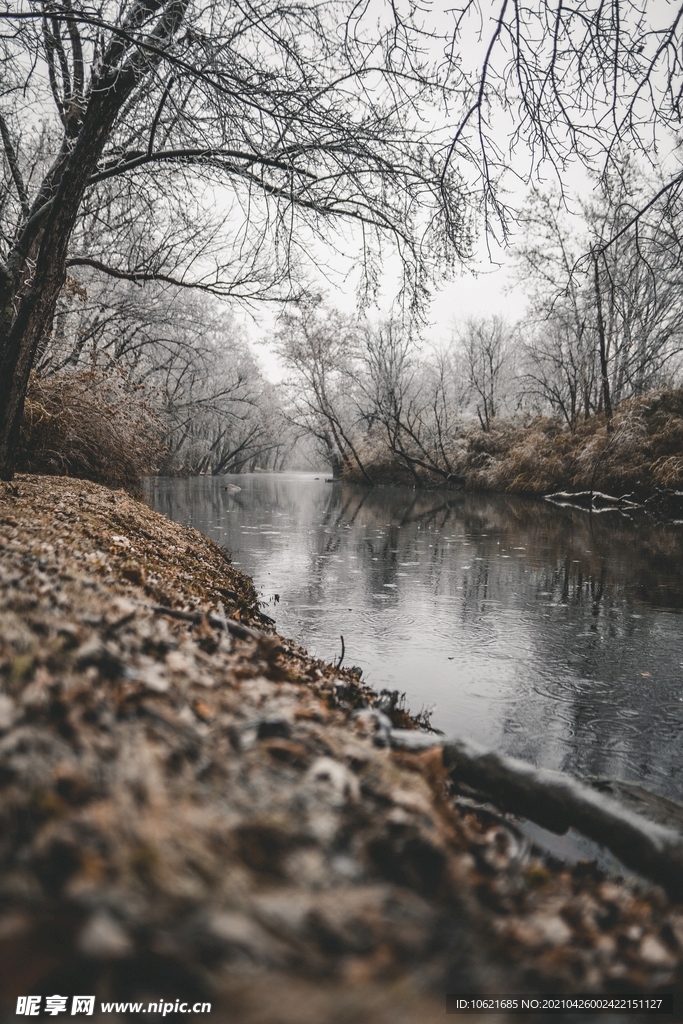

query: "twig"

left=336, top=634, right=345, bottom=669
left=146, top=603, right=267, bottom=643
left=141, top=601, right=325, bottom=664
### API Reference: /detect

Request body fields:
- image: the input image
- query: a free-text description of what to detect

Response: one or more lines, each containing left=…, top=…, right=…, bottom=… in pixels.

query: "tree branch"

left=0, top=112, right=29, bottom=219
left=147, top=75, right=174, bottom=156
left=89, top=146, right=319, bottom=186
left=64, top=256, right=295, bottom=301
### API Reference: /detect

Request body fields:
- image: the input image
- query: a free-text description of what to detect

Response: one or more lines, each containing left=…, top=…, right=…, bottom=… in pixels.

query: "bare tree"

left=584, top=162, right=683, bottom=404
left=358, top=320, right=466, bottom=484
left=36, top=268, right=287, bottom=475
left=515, top=188, right=602, bottom=428
left=517, top=167, right=683, bottom=427
left=457, top=316, right=513, bottom=431
left=521, top=318, right=597, bottom=431
left=275, top=299, right=372, bottom=481
left=157, top=334, right=281, bottom=476
left=0, top=0, right=472, bottom=479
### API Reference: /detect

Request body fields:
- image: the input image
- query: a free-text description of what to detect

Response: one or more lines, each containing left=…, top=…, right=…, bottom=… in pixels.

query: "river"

left=146, top=473, right=683, bottom=803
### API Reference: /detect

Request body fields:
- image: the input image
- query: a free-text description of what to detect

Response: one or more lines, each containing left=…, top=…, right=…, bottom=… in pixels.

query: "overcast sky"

left=243, top=0, right=683, bottom=383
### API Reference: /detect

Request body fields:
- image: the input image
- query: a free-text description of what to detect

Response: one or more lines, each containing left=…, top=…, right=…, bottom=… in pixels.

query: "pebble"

left=77, top=912, right=133, bottom=959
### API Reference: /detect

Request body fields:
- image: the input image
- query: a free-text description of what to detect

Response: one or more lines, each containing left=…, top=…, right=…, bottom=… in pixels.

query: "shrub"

left=341, top=387, right=683, bottom=496
left=18, top=369, right=166, bottom=491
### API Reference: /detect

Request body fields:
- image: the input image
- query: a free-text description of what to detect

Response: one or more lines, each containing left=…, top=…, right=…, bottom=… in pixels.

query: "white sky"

left=239, top=0, right=682, bottom=383
left=249, top=256, right=525, bottom=381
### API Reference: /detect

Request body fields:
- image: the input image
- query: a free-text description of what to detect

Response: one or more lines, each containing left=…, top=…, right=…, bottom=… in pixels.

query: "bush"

left=463, top=390, right=683, bottom=496
left=18, top=369, right=166, bottom=491
left=341, top=388, right=683, bottom=496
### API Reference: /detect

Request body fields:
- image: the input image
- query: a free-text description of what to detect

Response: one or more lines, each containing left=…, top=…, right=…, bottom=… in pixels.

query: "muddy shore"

left=0, top=475, right=682, bottom=1021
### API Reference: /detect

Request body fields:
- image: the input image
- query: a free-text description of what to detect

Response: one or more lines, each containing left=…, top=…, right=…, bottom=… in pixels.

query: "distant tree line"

left=6, top=0, right=683, bottom=485
left=277, top=160, right=683, bottom=482
left=29, top=270, right=294, bottom=476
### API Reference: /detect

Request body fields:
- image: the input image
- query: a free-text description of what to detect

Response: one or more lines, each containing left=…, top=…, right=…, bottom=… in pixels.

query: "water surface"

left=146, top=474, right=683, bottom=800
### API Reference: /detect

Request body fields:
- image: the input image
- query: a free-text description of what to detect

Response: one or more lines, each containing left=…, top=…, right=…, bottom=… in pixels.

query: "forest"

left=2, top=0, right=683, bottom=495
left=4, top=2, right=683, bottom=1016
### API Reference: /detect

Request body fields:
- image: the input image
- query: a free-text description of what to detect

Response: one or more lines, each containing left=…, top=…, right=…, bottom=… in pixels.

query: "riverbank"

left=1, top=475, right=682, bottom=1020
left=345, top=388, right=683, bottom=501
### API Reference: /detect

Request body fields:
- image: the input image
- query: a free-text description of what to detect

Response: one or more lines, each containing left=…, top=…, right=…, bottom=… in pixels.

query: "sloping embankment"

left=0, top=475, right=682, bottom=1021
left=346, top=388, right=683, bottom=502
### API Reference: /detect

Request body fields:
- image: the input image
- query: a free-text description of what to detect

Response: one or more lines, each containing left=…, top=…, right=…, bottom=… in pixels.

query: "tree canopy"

left=3, top=0, right=683, bottom=478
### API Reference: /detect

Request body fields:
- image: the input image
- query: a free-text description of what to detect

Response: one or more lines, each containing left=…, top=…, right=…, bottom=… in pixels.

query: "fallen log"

left=441, top=736, right=683, bottom=900
left=545, top=487, right=683, bottom=521
left=545, top=490, right=641, bottom=511
left=589, top=777, right=683, bottom=834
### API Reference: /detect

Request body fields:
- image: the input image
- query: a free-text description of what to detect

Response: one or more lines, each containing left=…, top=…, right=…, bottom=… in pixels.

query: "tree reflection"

left=147, top=475, right=683, bottom=796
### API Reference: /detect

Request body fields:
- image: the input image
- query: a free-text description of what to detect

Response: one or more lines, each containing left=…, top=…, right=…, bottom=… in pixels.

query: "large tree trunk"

left=0, top=0, right=188, bottom=480
left=0, top=128, right=114, bottom=478
left=0, top=279, right=62, bottom=480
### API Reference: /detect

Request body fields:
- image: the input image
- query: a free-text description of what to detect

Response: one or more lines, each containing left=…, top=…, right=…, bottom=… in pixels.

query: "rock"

left=531, top=913, right=572, bottom=947
left=77, top=912, right=133, bottom=959
left=389, top=729, right=441, bottom=752
left=307, top=757, right=360, bottom=803
left=131, top=660, right=170, bottom=693
left=639, top=934, right=677, bottom=967
left=257, top=716, right=292, bottom=740
left=205, top=912, right=284, bottom=964
left=353, top=708, right=392, bottom=746
left=74, top=639, right=124, bottom=678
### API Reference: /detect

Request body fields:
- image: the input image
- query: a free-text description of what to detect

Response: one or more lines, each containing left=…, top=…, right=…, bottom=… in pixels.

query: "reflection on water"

left=146, top=473, right=683, bottom=799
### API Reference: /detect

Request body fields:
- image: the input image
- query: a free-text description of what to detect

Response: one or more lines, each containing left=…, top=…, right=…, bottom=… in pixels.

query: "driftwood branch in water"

left=441, top=736, right=683, bottom=900
left=546, top=487, right=683, bottom=520
left=390, top=729, right=683, bottom=898
left=545, top=490, right=641, bottom=512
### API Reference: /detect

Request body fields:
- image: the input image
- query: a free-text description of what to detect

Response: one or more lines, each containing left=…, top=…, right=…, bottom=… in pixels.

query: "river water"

left=146, top=473, right=683, bottom=801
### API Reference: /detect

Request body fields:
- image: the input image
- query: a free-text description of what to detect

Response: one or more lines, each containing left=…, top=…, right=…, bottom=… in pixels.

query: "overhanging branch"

left=65, top=256, right=298, bottom=301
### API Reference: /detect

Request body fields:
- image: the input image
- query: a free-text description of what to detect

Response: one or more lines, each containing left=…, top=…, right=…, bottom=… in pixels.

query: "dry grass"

left=18, top=369, right=166, bottom=491
left=475, top=389, right=683, bottom=496
left=345, top=389, right=683, bottom=496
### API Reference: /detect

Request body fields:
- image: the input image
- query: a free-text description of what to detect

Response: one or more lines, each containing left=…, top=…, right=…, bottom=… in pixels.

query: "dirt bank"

left=0, top=475, right=682, bottom=1021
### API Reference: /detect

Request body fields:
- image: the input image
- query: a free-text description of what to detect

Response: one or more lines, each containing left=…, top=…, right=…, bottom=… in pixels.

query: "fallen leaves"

left=0, top=474, right=681, bottom=1020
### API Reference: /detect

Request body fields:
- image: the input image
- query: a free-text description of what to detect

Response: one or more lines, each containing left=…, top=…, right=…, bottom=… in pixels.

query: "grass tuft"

left=18, top=369, right=165, bottom=492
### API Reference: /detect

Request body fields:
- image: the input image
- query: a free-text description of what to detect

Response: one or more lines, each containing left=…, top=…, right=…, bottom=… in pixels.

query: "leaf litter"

left=0, top=474, right=681, bottom=1021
